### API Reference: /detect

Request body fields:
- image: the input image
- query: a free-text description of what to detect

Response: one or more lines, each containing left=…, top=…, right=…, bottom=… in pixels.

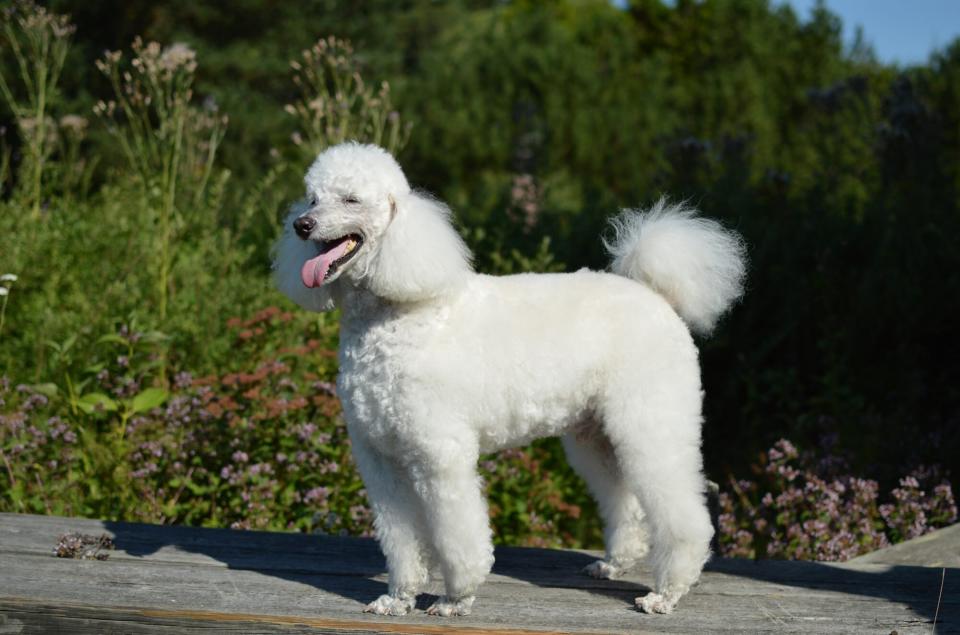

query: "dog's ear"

left=362, top=191, right=473, bottom=303
left=273, top=201, right=336, bottom=312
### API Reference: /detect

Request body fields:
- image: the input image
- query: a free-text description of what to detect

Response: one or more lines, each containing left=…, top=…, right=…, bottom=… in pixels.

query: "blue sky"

left=780, top=0, right=959, bottom=65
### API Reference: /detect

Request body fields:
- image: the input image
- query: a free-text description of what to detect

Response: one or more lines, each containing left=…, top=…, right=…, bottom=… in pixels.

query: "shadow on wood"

left=1, top=512, right=956, bottom=633
left=101, top=517, right=647, bottom=611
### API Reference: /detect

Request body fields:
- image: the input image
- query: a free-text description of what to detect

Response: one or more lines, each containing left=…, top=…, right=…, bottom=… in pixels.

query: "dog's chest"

left=336, top=313, right=435, bottom=446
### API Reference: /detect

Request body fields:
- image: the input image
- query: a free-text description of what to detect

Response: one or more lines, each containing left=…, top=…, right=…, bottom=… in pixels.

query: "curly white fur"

left=605, top=199, right=747, bottom=334
left=274, top=142, right=746, bottom=618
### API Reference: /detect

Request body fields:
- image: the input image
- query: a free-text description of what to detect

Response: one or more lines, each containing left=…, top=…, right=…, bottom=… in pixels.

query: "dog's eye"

left=342, top=195, right=360, bottom=205
left=308, top=194, right=318, bottom=207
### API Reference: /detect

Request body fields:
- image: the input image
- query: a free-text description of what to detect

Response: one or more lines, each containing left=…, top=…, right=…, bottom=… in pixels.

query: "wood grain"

left=0, top=512, right=956, bottom=634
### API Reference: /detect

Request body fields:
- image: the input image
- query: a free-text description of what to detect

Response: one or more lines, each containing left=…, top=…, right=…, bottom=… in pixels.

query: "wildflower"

left=17, top=115, right=57, bottom=142
left=59, top=114, right=89, bottom=134
left=249, top=463, right=273, bottom=477
left=0, top=288, right=7, bottom=297
left=304, top=486, right=329, bottom=503
left=173, top=371, right=193, bottom=390
left=0, top=274, right=16, bottom=282
left=159, top=42, right=197, bottom=73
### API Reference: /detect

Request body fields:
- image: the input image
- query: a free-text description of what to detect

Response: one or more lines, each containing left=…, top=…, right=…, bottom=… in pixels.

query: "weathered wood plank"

left=0, top=513, right=956, bottom=634
left=851, top=522, right=960, bottom=568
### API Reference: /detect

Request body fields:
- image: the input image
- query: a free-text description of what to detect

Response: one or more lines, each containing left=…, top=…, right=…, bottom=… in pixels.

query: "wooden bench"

left=0, top=512, right=955, bottom=633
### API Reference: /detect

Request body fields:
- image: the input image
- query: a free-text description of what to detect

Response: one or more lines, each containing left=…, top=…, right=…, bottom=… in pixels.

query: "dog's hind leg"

left=601, top=372, right=713, bottom=615
left=351, top=435, right=431, bottom=616
left=562, top=427, right=649, bottom=579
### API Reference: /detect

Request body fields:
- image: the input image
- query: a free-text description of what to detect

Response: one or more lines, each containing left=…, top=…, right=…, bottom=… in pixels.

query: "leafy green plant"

left=0, top=0, right=75, bottom=217
left=51, top=114, right=96, bottom=202
left=481, top=441, right=600, bottom=548
left=93, top=38, right=228, bottom=321
left=462, top=226, right=565, bottom=276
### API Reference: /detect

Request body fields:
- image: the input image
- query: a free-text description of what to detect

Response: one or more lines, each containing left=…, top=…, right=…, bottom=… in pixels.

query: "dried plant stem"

left=158, top=107, right=185, bottom=322
left=34, top=472, right=52, bottom=514
left=29, top=55, right=48, bottom=217
left=0, top=450, right=17, bottom=490
left=932, top=568, right=945, bottom=633
left=286, top=36, right=411, bottom=156
left=0, top=292, right=9, bottom=339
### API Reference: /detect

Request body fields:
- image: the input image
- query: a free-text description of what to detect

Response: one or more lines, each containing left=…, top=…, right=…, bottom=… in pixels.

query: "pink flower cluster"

left=719, top=439, right=957, bottom=561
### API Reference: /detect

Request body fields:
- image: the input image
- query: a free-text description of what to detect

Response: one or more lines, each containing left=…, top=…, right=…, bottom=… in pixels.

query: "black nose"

left=293, top=216, right=316, bottom=239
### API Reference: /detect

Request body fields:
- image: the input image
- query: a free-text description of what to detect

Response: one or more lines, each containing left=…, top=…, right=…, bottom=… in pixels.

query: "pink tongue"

left=300, top=240, right=353, bottom=288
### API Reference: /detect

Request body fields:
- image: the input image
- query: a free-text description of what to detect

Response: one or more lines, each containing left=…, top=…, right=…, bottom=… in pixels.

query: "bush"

left=719, top=439, right=957, bottom=561
left=0, top=307, right=371, bottom=532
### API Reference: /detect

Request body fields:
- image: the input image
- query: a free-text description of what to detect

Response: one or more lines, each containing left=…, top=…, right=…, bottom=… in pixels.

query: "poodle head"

left=274, top=142, right=473, bottom=311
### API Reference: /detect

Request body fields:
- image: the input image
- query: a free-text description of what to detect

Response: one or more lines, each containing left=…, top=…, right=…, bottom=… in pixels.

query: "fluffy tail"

left=604, top=199, right=747, bottom=335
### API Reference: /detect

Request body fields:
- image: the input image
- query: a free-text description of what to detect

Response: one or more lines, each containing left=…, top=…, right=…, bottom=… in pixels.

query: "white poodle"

left=274, top=142, right=746, bottom=617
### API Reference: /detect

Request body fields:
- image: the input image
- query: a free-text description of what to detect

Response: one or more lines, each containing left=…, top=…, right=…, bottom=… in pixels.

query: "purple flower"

left=303, top=487, right=329, bottom=504
left=719, top=438, right=958, bottom=562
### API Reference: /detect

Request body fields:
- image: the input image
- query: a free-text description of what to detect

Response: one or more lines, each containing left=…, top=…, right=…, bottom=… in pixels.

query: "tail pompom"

left=605, top=199, right=746, bottom=335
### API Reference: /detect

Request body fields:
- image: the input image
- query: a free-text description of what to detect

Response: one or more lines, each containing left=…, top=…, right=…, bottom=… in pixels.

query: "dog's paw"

left=363, top=594, right=414, bottom=616
left=583, top=559, right=621, bottom=580
left=635, top=589, right=682, bottom=615
left=425, top=595, right=475, bottom=617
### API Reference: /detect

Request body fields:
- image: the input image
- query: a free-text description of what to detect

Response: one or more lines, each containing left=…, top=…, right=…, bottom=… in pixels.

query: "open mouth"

left=300, top=233, right=364, bottom=288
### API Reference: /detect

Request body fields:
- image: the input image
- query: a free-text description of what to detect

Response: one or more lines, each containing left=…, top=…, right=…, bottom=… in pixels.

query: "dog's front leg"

left=413, top=436, right=494, bottom=617
left=350, top=435, right=431, bottom=616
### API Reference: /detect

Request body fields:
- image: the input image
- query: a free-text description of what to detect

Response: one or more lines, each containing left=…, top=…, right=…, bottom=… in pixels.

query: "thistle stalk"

left=285, top=36, right=411, bottom=157
left=94, top=39, right=228, bottom=327
left=0, top=1, right=75, bottom=217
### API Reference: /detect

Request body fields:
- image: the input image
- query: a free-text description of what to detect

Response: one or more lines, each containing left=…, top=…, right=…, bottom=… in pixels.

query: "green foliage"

left=481, top=441, right=601, bottom=548
left=0, top=309, right=367, bottom=531
left=0, top=0, right=75, bottom=215
left=93, top=37, right=229, bottom=321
